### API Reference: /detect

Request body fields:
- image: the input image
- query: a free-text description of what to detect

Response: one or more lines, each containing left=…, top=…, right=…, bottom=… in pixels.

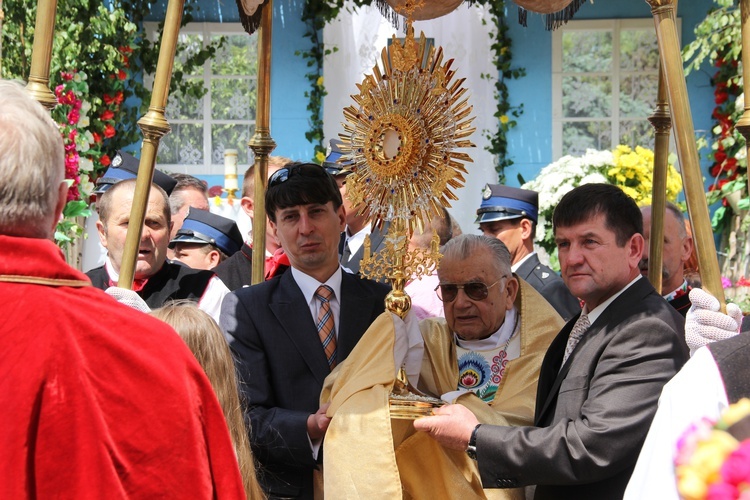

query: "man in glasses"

left=220, top=162, right=390, bottom=499
left=416, top=183, right=688, bottom=499
left=477, top=184, right=580, bottom=321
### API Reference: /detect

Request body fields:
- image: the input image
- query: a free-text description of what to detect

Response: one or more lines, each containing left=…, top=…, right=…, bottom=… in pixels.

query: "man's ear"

left=505, top=276, right=520, bottom=310
left=240, top=196, right=254, bottom=218
left=520, top=218, right=533, bottom=240
left=336, top=204, right=346, bottom=231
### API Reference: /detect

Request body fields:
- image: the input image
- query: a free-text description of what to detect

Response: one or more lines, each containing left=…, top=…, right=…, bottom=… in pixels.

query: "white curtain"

left=323, top=2, right=499, bottom=234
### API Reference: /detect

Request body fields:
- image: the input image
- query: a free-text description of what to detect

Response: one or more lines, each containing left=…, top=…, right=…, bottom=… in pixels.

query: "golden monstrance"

left=338, top=2, right=476, bottom=418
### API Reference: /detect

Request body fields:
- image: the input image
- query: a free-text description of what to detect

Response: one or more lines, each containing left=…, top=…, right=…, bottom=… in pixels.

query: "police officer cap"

left=94, top=150, right=178, bottom=196
left=322, top=139, right=353, bottom=177
left=169, top=208, right=243, bottom=257
left=475, top=184, right=539, bottom=224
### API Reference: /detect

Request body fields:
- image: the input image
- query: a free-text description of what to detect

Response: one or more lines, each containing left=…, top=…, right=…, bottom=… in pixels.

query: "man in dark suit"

left=477, top=184, right=580, bottom=321
left=220, top=162, right=390, bottom=499
left=415, top=183, right=688, bottom=499
left=323, top=139, right=389, bottom=275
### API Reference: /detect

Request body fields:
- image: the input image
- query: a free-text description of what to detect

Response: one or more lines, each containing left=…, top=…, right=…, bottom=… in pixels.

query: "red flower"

left=100, top=110, right=115, bottom=121
left=710, top=163, right=723, bottom=178
left=118, top=70, right=127, bottom=80
left=104, top=124, right=116, bottom=139
left=715, top=91, right=729, bottom=105
left=100, top=154, right=111, bottom=167
left=114, top=91, right=124, bottom=105
left=103, top=94, right=114, bottom=105
left=715, top=150, right=727, bottom=164
left=92, top=132, right=102, bottom=143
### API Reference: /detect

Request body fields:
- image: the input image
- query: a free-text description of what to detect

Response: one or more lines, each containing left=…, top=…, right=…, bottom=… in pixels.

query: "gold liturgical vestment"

left=321, top=278, right=564, bottom=499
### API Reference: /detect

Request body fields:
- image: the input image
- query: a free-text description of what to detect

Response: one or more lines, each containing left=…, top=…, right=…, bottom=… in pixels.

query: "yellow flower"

left=676, top=467, right=709, bottom=500
left=316, top=75, right=324, bottom=87
left=500, top=115, right=509, bottom=124
left=315, top=150, right=326, bottom=164
left=721, top=398, right=750, bottom=426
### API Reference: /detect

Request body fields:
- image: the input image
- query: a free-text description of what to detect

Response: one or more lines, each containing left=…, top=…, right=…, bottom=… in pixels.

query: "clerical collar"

left=454, top=306, right=519, bottom=351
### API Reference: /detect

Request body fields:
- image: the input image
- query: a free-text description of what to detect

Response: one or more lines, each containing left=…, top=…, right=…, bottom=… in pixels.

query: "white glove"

left=392, top=309, right=424, bottom=387
left=685, top=288, right=743, bottom=355
left=105, top=286, right=151, bottom=313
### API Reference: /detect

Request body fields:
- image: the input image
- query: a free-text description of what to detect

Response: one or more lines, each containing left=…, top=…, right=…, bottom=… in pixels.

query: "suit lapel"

left=269, top=271, right=331, bottom=386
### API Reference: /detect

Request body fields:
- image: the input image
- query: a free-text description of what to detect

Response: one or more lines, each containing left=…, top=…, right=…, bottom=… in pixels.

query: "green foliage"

left=297, top=0, right=525, bottom=177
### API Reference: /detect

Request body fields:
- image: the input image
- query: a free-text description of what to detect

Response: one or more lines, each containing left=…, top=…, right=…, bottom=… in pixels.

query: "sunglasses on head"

left=434, top=277, right=507, bottom=303
left=268, top=163, right=328, bottom=189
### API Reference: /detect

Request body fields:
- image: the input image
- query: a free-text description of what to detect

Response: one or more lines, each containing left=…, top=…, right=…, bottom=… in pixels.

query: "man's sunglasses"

left=268, top=163, right=328, bottom=189
left=434, top=277, right=507, bottom=303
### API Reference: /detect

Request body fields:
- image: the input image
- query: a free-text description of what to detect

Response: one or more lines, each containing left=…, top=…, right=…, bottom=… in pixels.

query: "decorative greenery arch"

left=297, top=0, right=525, bottom=183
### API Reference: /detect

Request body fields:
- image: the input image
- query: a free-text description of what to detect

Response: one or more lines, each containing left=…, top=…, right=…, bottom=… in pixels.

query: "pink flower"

left=720, top=441, right=750, bottom=485
left=706, top=482, right=739, bottom=500
left=722, top=277, right=733, bottom=289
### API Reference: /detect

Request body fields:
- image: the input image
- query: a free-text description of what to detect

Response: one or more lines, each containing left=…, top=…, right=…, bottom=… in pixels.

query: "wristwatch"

left=466, top=424, right=482, bottom=460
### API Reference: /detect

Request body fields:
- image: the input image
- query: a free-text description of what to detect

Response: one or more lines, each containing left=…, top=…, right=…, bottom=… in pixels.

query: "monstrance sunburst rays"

left=339, top=23, right=476, bottom=289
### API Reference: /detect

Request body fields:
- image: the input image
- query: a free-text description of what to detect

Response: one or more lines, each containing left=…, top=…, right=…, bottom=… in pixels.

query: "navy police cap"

left=322, top=139, right=353, bottom=177
left=94, top=150, right=178, bottom=196
left=169, top=208, right=243, bottom=257
left=475, top=184, right=539, bottom=224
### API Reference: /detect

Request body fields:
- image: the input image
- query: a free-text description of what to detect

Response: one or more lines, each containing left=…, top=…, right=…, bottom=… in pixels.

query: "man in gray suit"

left=220, top=162, right=389, bottom=499
left=415, top=183, right=688, bottom=499
left=477, top=184, right=580, bottom=321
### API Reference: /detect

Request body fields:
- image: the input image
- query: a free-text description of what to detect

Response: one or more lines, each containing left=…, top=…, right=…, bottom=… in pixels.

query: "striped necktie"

left=315, top=285, right=337, bottom=369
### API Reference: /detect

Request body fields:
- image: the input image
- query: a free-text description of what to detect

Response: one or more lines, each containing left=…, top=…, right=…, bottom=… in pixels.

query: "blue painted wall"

left=145, top=0, right=717, bottom=190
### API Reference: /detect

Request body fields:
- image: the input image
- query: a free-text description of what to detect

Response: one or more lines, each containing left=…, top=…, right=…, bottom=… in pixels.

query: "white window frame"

left=551, top=18, right=680, bottom=159
left=144, top=22, right=257, bottom=176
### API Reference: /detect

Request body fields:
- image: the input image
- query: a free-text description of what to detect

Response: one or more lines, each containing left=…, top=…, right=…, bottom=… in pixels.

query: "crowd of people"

left=2, top=76, right=748, bottom=500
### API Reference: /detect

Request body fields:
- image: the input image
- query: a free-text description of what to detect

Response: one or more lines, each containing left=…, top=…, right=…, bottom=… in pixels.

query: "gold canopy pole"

left=249, top=0, right=277, bottom=285
left=646, top=64, right=672, bottom=294
left=735, top=0, right=750, bottom=199
left=25, top=0, right=58, bottom=109
left=118, top=0, right=184, bottom=288
left=646, top=0, right=725, bottom=310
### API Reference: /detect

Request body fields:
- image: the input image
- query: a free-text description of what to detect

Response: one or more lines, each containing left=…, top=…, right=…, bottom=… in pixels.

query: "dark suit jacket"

left=213, top=242, right=253, bottom=291
left=339, top=223, right=389, bottom=275
left=516, top=254, right=580, bottom=322
left=476, top=277, right=688, bottom=499
left=221, top=270, right=389, bottom=499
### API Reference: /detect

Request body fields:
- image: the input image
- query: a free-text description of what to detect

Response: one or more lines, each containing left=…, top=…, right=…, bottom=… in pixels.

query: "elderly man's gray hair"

left=440, top=234, right=512, bottom=278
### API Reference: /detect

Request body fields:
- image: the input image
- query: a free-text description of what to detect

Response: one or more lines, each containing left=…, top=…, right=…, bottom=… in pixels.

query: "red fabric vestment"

left=0, top=235, right=245, bottom=499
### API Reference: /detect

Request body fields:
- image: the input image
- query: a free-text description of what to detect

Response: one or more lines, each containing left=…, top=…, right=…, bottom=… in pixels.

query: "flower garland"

left=675, top=398, right=750, bottom=499
left=522, top=145, right=683, bottom=269
left=50, top=66, right=128, bottom=247
left=297, top=0, right=523, bottom=181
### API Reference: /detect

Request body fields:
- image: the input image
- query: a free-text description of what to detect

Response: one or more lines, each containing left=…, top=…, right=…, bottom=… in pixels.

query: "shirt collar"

left=291, top=266, right=344, bottom=305
left=511, top=252, right=536, bottom=273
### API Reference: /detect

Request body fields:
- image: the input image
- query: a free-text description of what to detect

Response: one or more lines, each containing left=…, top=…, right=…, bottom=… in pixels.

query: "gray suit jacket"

left=220, top=270, right=389, bottom=499
left=476, top=277, right=688, bottom=499
left=516, top=254, right=580, bottom=322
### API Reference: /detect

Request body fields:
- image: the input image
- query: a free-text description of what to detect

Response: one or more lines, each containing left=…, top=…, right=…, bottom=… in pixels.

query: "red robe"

left=0, top=236, right=245, bottom=499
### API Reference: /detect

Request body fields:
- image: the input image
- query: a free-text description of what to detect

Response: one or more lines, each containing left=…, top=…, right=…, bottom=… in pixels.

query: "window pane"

left=166, top=87, right=204, bottom=120
left=620, top=29, right=659, bottom=71
left=563, top=121, right=612, bottom=155
left=620, top=73, right=658, bottom=118
left=158, top=124, right=204, bottom=165
left=619, top=120, right=654, bottom=150
left=212, top=124, right=256, bottom=165
left=562, top=31, right=613, bottom=72
left=212, top=34, right=258, bottom=75
left=562, top=76, right=612, bottom=118
left=174, top=33, right=204, bottom=77
left=211, top=79, right=257, bottom=120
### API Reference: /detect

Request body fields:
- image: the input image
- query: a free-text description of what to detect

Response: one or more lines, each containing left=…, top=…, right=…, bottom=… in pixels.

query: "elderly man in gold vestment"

left=322, top=234, right=563, bottom=499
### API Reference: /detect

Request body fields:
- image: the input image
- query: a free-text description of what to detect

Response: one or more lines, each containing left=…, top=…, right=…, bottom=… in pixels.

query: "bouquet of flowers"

left=522, top=145, right=683, bottom=270
left=675, top=398, right=750, bottom=499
